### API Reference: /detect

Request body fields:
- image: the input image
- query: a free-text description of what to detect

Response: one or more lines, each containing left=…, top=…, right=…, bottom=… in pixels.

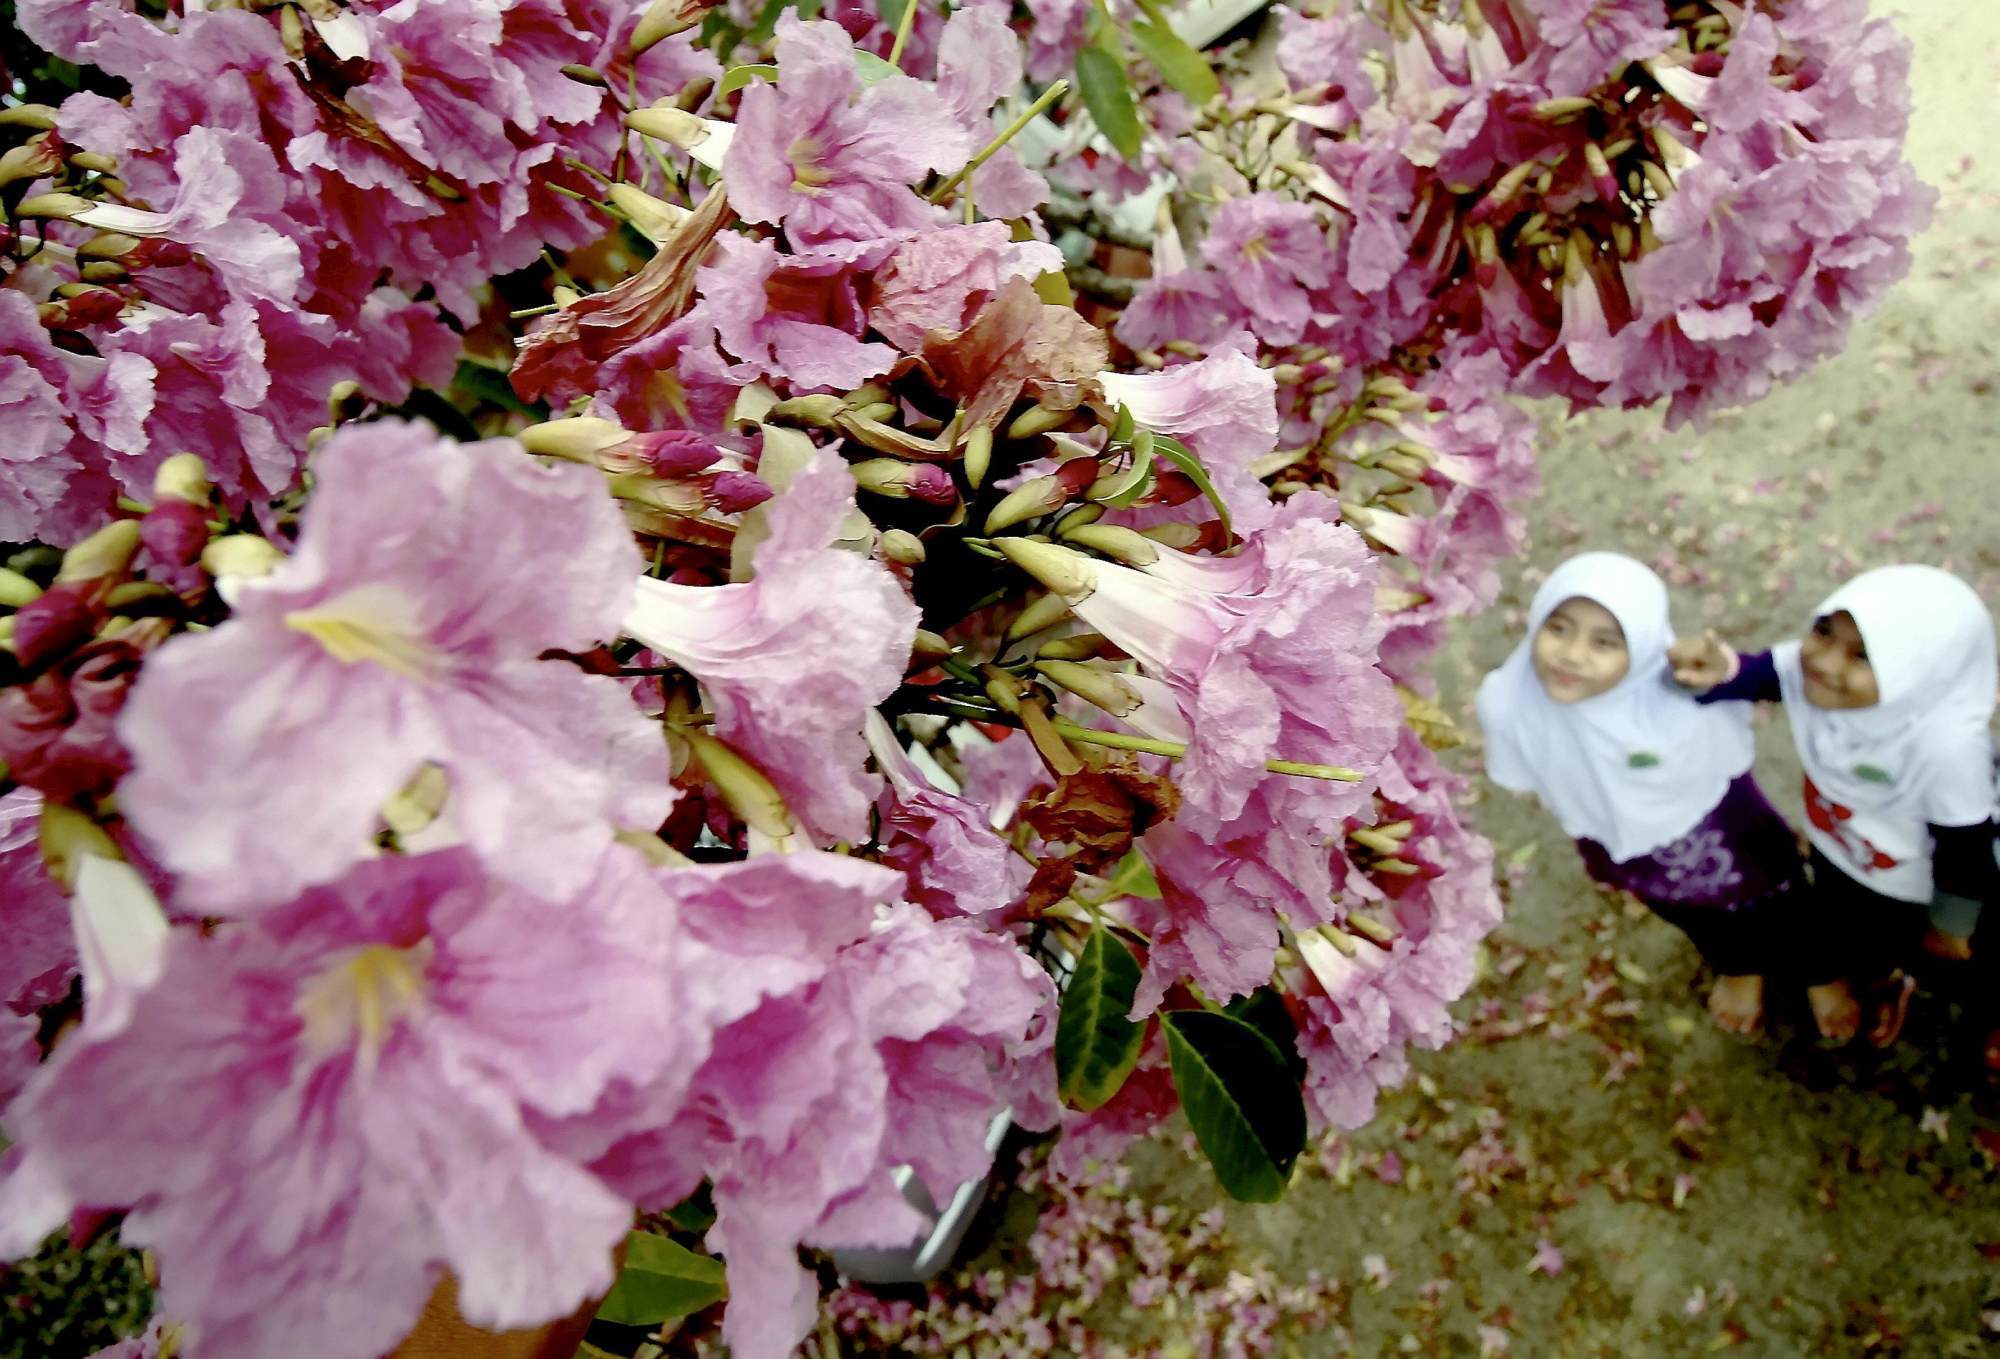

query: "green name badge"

left=1627, top=751, right=1661, bottom=769
left=1853, top=764, right=1892, bottom=784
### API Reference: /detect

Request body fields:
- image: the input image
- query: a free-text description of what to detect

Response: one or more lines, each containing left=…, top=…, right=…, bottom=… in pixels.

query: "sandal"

left=1865, top=971, right=1916, bottom=1049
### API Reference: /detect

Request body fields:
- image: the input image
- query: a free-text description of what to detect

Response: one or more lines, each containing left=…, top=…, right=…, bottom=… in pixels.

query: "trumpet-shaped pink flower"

left=1527, top=0, right=1673, bottom=97
left=696, top=234, right=897, bottom=390
left=1114, top=269, right=1237, bottom=356
left=1001, top=494, right=1399, bottom=1003
left=868, top=222, right=1064, bottom=353
left=625, top=451, right=916, bottom=843
left=933, top=6, right=1048, bottom=219
left=116, top=420, right=670, bottom=912
left=725, top=17, right=970, bottom=255
left=1, top=847, right=678, bottom=1359
left=1293, top=732, right=1500, bottom=1129
left=865, top=713, right=1029, bottom=918
left=1097, top=343, right=1280, bottom=537
left=1199, top=195, right=1335, bottom=346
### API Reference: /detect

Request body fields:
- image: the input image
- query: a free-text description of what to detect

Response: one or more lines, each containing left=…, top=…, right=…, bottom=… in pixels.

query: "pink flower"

left=0, top=791, right=75, bottom=1104
left=1527, top=0, right=1672, bottom=97
left=725, top=17, right=971, bottom=256
left=1292, top=732, right=1500, bottom=1129
left=933, top=6, right=1048, bottom=218
left=2, top=847, right=678, bottom=1359
left=865, top=712, right=1030, bottom=919
left=1001, top=495, right=1399, bottom=1002
left=116, top=420, right=670, bottom=912
left=71, top=127, right=302, bottom=306
left=868, top=222, right=1064, bottom=353
left=1097, top=343, right=1280, bottom=537
left=1199, top=195, right=1334, bottom=346
left=1276, top=9, right=1382, bottom=130
left=624, top=450, right=918, bottom=844
left=0, top=637, right=143, bottom=802
left=1114, top=270, right=1237, bottom=356
left=696, top=234, right=898, bottom=390
left=1023, top=0, right=1089, bottom=81
left=1528, top=1238, right=1565, bottom=1276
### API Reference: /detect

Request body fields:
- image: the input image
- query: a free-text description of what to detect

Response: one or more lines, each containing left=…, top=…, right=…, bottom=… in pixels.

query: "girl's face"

left=1531, top=596, right=1629, bottom=703
left=1800, top=609, right=1880, bottom=709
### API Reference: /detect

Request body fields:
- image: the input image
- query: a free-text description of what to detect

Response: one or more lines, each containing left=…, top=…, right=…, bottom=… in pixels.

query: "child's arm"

left=1929, top=819, right=1998, bottom=946
left=1668, top=630, right=1780, bottom=702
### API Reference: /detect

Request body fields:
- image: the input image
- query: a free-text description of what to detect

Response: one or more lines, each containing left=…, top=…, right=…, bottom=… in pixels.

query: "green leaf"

left=1126, top=19, right=1220, bottom=104
left=876, top=0, right=910, bottom=35
left=1056, top=926, right=1148, bottom=1112
left=1223, top=988, right=1305, bottom=1084
left=596, top=1231, right=727, bottom=1327
left=1854, top=763, right=1893, bottom=784
left=664, top=1181, right=717, bottom=1234
left=716, top=62, right=779, bottom=96
left=852, top=50, right=901, bottom=85
left=744, top=0, right=791, bottom=45
left=1626, top=750, right=1661, bottom=769
left=1110, top=403, right=1138, bottom=444
left=1074, top=44, right=1144, bottom=162
left=1098, top=846, right=1162, bottom=900
left=1162, top=1009, right=1307, bottom=1203
left=1151, top=435, right=1233, bottom=534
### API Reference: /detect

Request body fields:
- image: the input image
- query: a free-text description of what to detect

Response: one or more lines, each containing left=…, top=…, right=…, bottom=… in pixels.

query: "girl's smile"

left=1800, top=610, right=1880, bottom=709
left=1532, top=596, right=1630, bottom=703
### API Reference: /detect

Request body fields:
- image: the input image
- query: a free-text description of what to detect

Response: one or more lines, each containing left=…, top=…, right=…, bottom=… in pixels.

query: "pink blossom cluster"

left=0, top=421, right=1054, bottom=1359
left=1119, top=0, right=1928, bottom=425
left=0, top=0, right=719, bottom=541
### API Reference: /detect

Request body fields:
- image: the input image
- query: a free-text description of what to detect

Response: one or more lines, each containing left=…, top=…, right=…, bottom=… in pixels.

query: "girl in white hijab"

left=1672, top=564, right=2000, bottom=1046
left=1479, top=553, right=1807, bottom=1035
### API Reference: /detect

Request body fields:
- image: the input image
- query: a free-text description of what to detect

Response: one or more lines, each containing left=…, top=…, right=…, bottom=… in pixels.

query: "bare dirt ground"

left=837, top=4, right=2000, bottom=1355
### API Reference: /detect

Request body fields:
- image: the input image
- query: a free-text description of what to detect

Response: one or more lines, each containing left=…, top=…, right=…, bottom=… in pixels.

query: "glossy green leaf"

left=1151, top=435, right=1233, bottom=534
left=1074, top=45, right=1144, bottom=162
left=1223, top=988, right=1305, bottom=1084
left=596, top=1231, right=727, bottom=1326
left=716, top=62, right=779, bottom=96
left=1127, top=19, right=1219, bottom=104
left=664, top=1181, right=717, bottom=1234
left=1056, top=926, right=1148, bottom=1112
left=1162, top=1009, right=1307, bottom=1203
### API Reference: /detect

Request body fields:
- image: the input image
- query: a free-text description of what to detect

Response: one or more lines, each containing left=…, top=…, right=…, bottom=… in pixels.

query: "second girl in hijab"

left=1671, top=564, right=2000, bottom=1046
left=1477, top=553, right=1808, bottom=1035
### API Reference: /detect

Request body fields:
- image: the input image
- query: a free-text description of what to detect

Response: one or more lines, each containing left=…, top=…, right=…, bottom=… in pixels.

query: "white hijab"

left=1476, top=552, right=1756, bottom=863
left=1773, top=564, right=1998, bottom=827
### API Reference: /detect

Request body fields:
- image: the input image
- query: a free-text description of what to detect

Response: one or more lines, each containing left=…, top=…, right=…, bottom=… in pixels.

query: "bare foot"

left=1922, top=925, right=1974, bottom=961
left=1807, top=980, right=1859, bottom=1042
left=1707, top=974, right=1763, bottom=1035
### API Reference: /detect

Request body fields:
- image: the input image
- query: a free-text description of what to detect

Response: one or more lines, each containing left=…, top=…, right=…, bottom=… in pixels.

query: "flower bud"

left=765, top=393, right=844, bottom=427
left=13, top=191, right=96, bottom=222
left=984, top=474, right=1068, bottom=533
left=1140, top=522, right=1203, bottom=549
left=67, top=150, right=118, bottom=176
left=1034, top=659, right=1142, bottom=717
left=1050, top=502, right=1104, bottom=537
left=1060, top=523, right=1160, bottom=566
left=153, top=452, right=210, bottom=506
left=608, top=182, right=690, bottom=244
left=0, top=134, right=62, bottom=188
left=1005, top=589, right=1074, bottom=642
left=708, top=471, right=773, bottom=513
left=961, top=423, right=993, bottom=488
left=200, top=534, right=286, bottom=582
left=1034, top=631, right=1108, bottom=661
left=1003, top=402, right=1072, bottom=441
left=994, top=536, right=1097, bottom=603
left=631, top=0, right=711, bottom=54
left=911, top=628, right=952, bottom=658
left=879, top=528, right=926, bottom=565
left=57, top=520, right=141, bottom=584
left=682, top=729, right=794, bottom=839
left=0, top=104, right=59, bottom=130
left=517, top=415, right=629, bottom=461
left=0, top=566, right=42, bottom=608
left=628, top=429, right=725, bottom=476
left=382, top=763, right=449, bottom=837
left=851, top=458, right=957, bottom=505
left=10, top=585, right=95, bottom=669
left=38, top=800, right=123, bottom=892
left=624, top=105, right=708, bottom=148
